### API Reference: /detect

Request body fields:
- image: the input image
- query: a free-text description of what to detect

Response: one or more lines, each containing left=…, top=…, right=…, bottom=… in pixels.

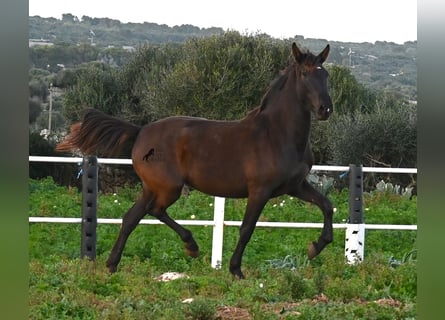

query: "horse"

left=56, top=42, right=334, bottom=279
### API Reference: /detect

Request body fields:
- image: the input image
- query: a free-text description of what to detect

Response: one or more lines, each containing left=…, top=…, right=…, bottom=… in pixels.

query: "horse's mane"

left=248, top=48, right=319, bottom=116
left=258, top=64, right=293, bottom=112
left=244, top=68, right=291, bottom=118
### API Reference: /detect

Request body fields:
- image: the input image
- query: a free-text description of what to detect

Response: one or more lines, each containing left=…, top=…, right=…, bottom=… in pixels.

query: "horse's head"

left=292, top=43, right=333, bottom=120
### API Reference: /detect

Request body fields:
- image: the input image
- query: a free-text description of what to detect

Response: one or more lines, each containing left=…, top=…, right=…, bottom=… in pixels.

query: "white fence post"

left=211, top=196, right=225, bottom=269
left=344, top=223, right=365, bottom=264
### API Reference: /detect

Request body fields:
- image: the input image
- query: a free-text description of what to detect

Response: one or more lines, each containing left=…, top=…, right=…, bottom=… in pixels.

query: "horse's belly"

left=185, top=165, right=249, bottom=198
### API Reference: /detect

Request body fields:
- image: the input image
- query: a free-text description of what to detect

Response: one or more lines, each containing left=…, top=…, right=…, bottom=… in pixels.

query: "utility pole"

left=89, top=29, right=95, bottom=45
left=48, top=83, right=53, bottom=136
left=348, top=48, right=354, bottom=68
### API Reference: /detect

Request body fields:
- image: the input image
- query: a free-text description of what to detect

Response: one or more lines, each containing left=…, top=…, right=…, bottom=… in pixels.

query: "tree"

left=147, top=32, right=289, bottom=120
left=29, top=97, right=41, bottom=124
left=63, top=62, right=125, bottom=121
left=117, top=43, right=183, bottom=124
left=29, top=43, right=100, bottom=71
left=326, top=65, right=376, bottom=114
left=62, top=14, right=78, bottom=23
left=29, top=77, right=48, bottom=99
left=327, top=103, right=417, bottom=168
left=60, top=32, right=292, bottom=126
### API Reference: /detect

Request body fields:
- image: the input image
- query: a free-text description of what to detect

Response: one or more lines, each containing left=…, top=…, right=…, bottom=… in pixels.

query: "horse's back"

left=131, top=116, right=251, bottom=197
left=131, top=114, right=313, bottom=198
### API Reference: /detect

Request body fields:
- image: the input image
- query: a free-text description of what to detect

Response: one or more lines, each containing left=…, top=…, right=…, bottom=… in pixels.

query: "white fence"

left=29, top=156, right=417, bottom=267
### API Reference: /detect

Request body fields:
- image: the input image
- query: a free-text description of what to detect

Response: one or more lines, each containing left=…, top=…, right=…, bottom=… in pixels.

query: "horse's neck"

left=263, top=77, right=312, bottom=151
left=288, top=106, right=312, bottom=153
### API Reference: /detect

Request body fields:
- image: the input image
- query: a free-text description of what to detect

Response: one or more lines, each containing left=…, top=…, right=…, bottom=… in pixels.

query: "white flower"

left=190, top=215, right=196, bottom=219
left=259, top=283, right=264, bottom=288
left=333, top=208, right=337, bottom=213
left=114, top=199, right=118, bottom=203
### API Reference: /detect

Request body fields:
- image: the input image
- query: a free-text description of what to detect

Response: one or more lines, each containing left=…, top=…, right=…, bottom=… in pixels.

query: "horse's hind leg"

left=148, top=188, right=200, bottom=258
left=106, top=186, right=199, bottom=273
left=106, top=191, right=153, bottom=273
left=290, top=180, right=334, bottom=259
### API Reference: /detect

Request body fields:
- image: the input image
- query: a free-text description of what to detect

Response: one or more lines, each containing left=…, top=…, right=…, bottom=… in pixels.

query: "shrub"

left=327, top=103, right=416, bottom=168
left=185, top=298, right=216, bottom=320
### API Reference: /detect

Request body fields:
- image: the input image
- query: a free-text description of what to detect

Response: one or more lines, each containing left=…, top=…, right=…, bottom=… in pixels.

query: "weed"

left=280, top=270, right=316, bottom=300
left=313, top=268, right=327, bottom=294
left=185, top=298, right=216, bottom=320
left=265, top=253, right=310, bottom=270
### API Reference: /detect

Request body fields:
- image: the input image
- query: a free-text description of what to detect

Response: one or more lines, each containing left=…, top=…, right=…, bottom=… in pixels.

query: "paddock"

left=29, top=156, right=417, bottom=268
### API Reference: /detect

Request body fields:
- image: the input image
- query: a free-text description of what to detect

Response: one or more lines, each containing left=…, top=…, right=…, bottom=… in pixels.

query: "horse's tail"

left=56, top=109, right=142, bottom=157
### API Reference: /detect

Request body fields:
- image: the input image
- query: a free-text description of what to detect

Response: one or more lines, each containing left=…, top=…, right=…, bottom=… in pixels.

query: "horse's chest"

left=279, top=147, right=312, bottom=181
left=290, top=162, right=310, bottom=180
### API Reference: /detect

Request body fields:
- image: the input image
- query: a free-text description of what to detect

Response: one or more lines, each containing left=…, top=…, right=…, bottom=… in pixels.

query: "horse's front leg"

left=229, top=191, right=270, bottom=279
left=290, top=179, right=334, bottom=259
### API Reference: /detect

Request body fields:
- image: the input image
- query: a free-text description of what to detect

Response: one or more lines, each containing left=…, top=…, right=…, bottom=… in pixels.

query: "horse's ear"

left=316, top=44, right=330, bottom=64
left=292, top=42, right=304, bottom=64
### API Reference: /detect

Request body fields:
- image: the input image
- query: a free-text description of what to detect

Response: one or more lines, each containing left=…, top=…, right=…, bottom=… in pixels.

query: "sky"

left=29, top=0, right=417, bottom=44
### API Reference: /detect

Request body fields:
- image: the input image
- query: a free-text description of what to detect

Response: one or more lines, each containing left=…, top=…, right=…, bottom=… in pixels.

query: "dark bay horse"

left=56, top=43, right=334, bottom=279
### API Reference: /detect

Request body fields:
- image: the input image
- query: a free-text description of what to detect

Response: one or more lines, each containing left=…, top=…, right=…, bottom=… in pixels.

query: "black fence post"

left=344, top=164, right=365, bottom=263
left=348, top=164, right=364, bottom=224
left=81, top=156, right=98, bottom=260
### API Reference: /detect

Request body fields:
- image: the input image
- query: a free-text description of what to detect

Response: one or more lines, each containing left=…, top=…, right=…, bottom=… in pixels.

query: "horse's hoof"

left=229, top=266, right=245, bottom=280
left=106, top=264, right=117, bottom=274
left=307, top=242, right=318, bottom=260
left=185, top=243, right=199, bottom=258
left=185, top=248, right=199, bottom=258
left=233, top=272, right=245, bottom=280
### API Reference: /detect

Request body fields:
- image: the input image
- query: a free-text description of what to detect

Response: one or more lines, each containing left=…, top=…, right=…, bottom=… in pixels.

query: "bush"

left=150, top=32, right=290, bottom=121
left=327, top=103, right=416, bottom=168
left=185, top=298, right=216, bottom=320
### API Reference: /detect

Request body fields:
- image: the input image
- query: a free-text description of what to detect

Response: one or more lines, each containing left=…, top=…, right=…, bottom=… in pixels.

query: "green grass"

left=29, top=177, right=417, bottom=319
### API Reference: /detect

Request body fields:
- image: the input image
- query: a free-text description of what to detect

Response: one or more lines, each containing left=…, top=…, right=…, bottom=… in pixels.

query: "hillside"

left=29, top=15, right=417, bottom=100
left=29, top=15, right=224, bottom=46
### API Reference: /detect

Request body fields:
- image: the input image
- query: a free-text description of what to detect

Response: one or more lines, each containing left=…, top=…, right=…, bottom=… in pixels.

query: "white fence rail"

left=29, top=156, right=417, bottom=267
left=29, top=156, right=418, bottom=173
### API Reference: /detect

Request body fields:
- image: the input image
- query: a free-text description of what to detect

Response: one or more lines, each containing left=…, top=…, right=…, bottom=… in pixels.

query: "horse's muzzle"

left=317, top=104, right=333, bottom=120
